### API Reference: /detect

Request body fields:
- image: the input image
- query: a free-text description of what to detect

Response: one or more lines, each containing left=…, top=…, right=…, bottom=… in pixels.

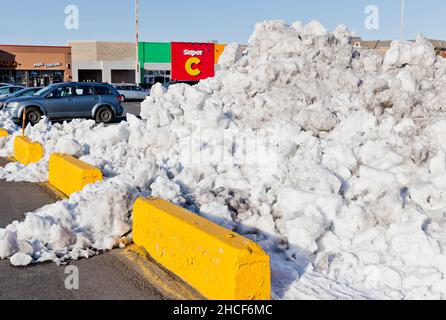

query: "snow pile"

left=0, top=177, right=136, bottom=265
left=0, top=112, right=19, bottom=158
left=1, top=20, right=446, bottom=299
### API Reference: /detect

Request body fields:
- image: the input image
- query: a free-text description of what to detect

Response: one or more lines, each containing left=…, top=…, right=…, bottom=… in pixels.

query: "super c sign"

left=171, top=42, right=215, bottom=81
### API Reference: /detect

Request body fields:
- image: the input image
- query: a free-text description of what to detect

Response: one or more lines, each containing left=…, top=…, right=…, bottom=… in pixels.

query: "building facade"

left=69, top=41, right=136, bottom=84
left=0, top=44, right=72, bottom=86
left=138, top=42, right=172, bottom=86
left=0, top=41, right=229, bottom=87
left=138, top=42, right=227, bottom=86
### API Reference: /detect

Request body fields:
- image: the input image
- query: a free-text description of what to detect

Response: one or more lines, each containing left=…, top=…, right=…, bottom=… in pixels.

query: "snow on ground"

left=1, top=20, right=446, bottom=299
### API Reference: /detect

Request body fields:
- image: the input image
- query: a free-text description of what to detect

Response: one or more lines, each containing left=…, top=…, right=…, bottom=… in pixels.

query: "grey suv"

left=3, top=82, right=124, bottom=124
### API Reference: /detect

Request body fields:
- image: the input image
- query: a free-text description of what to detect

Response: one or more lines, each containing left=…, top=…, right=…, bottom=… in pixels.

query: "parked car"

left=3, top=82, right=124, bottom=124
left=0, top=83, right=10, bottom=88
left=0, top=87, right=43, bottom=110
left=0, top=85, right=25, bottom=98
left=113, top=84, right=149, bottom=101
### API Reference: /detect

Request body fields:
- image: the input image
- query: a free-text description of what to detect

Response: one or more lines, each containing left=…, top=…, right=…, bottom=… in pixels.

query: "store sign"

left=33, top=62, right=62, bottom=69
left=0, top=61, right=17, bottom=68
left=171, top=42, right=215, bottom=81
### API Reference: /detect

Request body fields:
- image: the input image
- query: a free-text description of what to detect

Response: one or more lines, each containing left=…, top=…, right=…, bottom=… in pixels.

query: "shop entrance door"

left=43, top=75, right=50, bottom=87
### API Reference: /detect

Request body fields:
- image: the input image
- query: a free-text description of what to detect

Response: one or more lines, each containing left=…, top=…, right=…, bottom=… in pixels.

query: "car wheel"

left=95, top=106, right=114, bottom=124
left=25, top=107, right=42, bottom=125
left=121, top=95, right=126, bottom=102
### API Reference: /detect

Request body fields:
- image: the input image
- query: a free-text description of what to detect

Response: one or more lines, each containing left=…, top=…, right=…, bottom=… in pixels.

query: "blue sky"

left=0, top=0, right=444, bottom=45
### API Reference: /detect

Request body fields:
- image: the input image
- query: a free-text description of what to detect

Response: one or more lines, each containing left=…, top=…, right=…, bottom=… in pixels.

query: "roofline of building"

left=68, top=40, right=134, bottom=44
left=0, top=44, right=71, bottom=49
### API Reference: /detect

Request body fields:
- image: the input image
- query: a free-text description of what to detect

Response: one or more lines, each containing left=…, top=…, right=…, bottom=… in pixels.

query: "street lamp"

left=135, top=0, right=140, bottom=85
left=400, top=0, right=406, bottom=40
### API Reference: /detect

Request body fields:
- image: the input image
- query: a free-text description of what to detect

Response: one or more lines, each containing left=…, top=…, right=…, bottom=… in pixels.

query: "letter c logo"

left=185, top=57, right=201, bottom=76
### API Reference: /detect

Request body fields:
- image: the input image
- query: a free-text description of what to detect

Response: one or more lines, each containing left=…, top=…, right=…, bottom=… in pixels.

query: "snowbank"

left=1, top=20, right=446, bottom=299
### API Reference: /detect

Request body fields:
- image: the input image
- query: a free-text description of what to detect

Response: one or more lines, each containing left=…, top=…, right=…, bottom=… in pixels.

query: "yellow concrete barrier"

left=133, top=197, right=271, bottom=300
left=0, top=129, right=8, bottom=138
left=13, top=136, right=44, bottom=165
left=49, top=153, right=102, bottom=196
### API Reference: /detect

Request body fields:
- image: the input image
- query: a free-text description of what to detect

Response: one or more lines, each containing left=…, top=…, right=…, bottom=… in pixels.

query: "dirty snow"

left=1, top=20, right=446, bottom=299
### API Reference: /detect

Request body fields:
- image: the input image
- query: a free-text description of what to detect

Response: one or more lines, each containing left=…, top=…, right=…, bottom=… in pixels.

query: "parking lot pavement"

left=110, top=101, right=142, bottom=124
left=0, top=158, right=167, bottom=300
left=122, top=101, right=142, bottom=116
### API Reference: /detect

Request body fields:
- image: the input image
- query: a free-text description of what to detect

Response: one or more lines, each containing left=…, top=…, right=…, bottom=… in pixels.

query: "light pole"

left=135, top=0, right=140, bottom=85
left=400, top=0, right=406, bottom=40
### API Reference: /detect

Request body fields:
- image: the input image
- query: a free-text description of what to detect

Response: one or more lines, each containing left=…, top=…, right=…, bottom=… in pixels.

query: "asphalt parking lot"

left=0, top=157, right=167, bottom=300
left=0, top=102, right=203, bottom=300
left=122, top=101, right=142, bottom=116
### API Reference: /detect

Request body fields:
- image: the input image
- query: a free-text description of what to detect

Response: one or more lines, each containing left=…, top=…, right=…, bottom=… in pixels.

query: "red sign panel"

left=171, top=42, right=215, bottom=81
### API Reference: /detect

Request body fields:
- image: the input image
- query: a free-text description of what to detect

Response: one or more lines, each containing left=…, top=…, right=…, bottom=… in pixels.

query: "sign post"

left=135, top=0, right=140, bottom=85
left=400, top=0, right=406, bottom=40
left=22, top=107, right=26, bottom=136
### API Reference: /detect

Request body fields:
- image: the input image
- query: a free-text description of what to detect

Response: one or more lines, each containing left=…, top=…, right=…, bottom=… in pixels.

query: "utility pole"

left=400, top=0, right=406, bottom=40
left=135, top=0, right=140, bottom=85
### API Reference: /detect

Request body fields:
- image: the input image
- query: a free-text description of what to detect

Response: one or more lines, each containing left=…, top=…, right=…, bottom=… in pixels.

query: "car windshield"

left=33, top=85, right=55, bottom=96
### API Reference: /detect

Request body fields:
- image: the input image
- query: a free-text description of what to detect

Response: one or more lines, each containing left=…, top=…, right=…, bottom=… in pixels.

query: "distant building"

left=0, top=44, right=71, bottom=86
left=351, top=37, right=446, bottom=58
left=0, top=40, right=235, bottom=87
left=138, top=42, right=228, bottom=86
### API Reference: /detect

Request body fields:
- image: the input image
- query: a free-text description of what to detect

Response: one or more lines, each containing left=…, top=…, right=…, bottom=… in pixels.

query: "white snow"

left=1, top=19, right=446, bottom=299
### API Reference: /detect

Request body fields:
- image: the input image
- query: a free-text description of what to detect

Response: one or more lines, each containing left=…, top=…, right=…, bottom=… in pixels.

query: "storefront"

left=69, top=41, right=136, bottom=84
left=138, top=42, right=226, bottom=87
left=138, top=42, right=171, bottom=86
left=0, top=44, right=72, bottom=86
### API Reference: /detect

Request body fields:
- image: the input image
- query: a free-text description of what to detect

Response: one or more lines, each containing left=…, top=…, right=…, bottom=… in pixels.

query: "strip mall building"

left=138, top=42, right=226, bottom=85
left=3, top=37, right=446, bottom=88
left=0, top=44, right=72, bottom=86
left=0, top=41, right=227, bottom=87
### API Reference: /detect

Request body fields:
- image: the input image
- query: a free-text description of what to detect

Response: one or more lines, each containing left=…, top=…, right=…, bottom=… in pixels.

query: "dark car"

left=0, top=85, right=25, bottom=98
left=0, top=87, right=43, bottom=110
left=3, top=82, right=125, bottom=124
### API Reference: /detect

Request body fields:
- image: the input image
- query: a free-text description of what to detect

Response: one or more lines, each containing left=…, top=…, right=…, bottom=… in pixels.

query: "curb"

left=48, top=153, right=103, bottom=197
left=13, top=136, right=44, bottom=165
left=133, top=197, right=271, bottom=300
left=119, top=244, right=205, bottom=300
left=0, top=128, right=8, bottom=138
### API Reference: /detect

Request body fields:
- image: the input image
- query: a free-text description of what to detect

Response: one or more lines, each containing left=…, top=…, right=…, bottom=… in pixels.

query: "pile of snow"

left=0, top=112, right=19, bottom=158
left=1, top=20, right=446, bottom=299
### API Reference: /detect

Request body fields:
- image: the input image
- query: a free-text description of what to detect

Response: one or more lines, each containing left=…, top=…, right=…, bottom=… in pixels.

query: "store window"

left=29, top=71, right=65, bottom=87
left=0, top=70, right=10, bottom=83
left=143, top=70, right=170, bottom=86
left=0, top=70, right=26, bottom=85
